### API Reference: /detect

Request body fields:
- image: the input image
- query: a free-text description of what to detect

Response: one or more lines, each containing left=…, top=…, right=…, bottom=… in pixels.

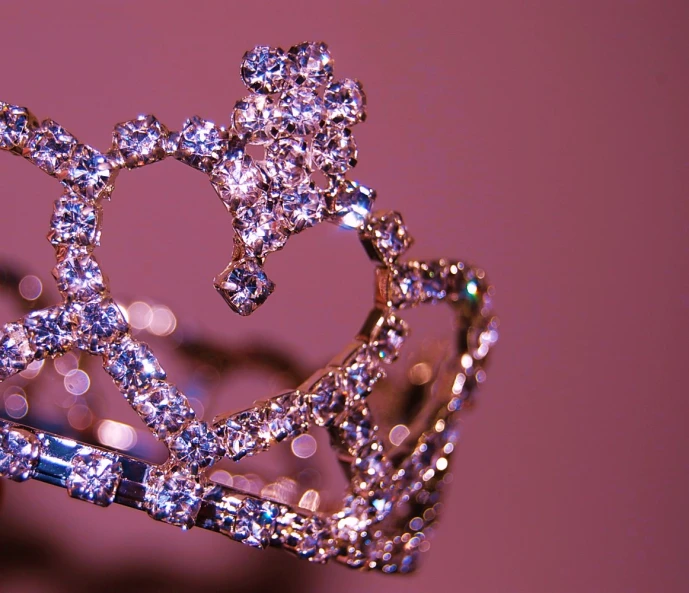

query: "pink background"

left=1, top=1, right=688, bottom=591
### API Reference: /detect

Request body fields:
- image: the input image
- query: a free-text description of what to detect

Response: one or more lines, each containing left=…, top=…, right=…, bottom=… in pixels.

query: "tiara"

left=0, top=41, right=498, bottom=573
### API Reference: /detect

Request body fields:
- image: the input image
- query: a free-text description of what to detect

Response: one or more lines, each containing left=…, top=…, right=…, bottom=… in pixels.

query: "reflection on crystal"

left=214, top=259, right=275, bottom=316
left=26, top=119, right=77, bottom=175
left=324, top=79, right=367, bottom=126
left=66, top=453, right=122, bottom=507
left=332, top=180, right=376, bottom=230
left=145, top=466, right=204, bottom=530
left=241, top=46, right=288, bottom=94
left=312, top=127, right=357, bottom=175
left=0, top=426, right=40, bottom=481
left=0, top=322, right=32, bottom=380
left=287, top=42, right=334, bottom=88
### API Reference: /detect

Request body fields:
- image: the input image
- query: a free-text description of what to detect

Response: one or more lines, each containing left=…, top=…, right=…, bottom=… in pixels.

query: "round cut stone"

left=241, top=46, right=288, bottom=94
left=113, top=114, right=168, bottom=168
left=146, top=466, right=204, bottom=530
left=281, top=183, right=325, bottom=233
left=324, top=79, right=367, bottom=126
left=309, top=371, right=347, bottom=427
left=170, top=421, right=222, bottom=470
left=312, top=127, right=357, bottom=175
left=73, top=299, right=128, bottom=354
left=232, top=95, right=274, bottom=144
left=287, top=42, right=334, bottom=88
left=365, top=211, right=413, bottom=264
left=214, top=259, right=275, bottom=316
left=0, top=426, right=40, bottom=481
left=0, top=103, right=36, bottom=152
left=104, top=337, right=166, bottom=392
left=210, top=150, right=265, bottom=213
left=23, top=306, right=75, bottom=359
left=0, top=323, right=32, bottom=380
left=234, top=199, right=289, bottom=258
left=263, top=137, right=310, bottom=188
left=66, top=453, right=122, bottom=506
left=234, top=498, right=279, bottom=548
left=332, top=180, right=376, bottom=230
left=53, top=248, right=106, bottom=300
left=25, top=119, right=77, bottom=175
left=49, top=194, right=101, bottom=248
left=176, top=116, right=227, bottom=172
left=371, top=314, right=409, bottom=364
left=276, top=88, right=324, bottom=136
left=59, top=144, right=114, bottom=200
left=133, top=383, right=194, bottom=439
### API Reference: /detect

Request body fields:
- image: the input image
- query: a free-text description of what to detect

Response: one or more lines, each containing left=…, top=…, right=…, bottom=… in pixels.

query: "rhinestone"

left=48, top=194, right=101, bottom=248
left=232, top=95, right=274, bottom=144
left=308, top=371, right=347, bottom=427
left=234, top=498, right=279, bottom=548
left=59, top=144, right=115, bottom=200
left=113, top=114, right=168, bottom=168
left=176, top=116, right=228, bottom=172
left=170, top=421, right=222, bottom=471
left=363, top=211, right=413, bottom=265
left=25, top=119, right=77, bottom=175
left=0, top=322, right=32, bottom=380
left=275, top=88, right=324, bottom=136
left=285, top=515, right=332, bottom=562
left=72, top=299, right=128, bottom=354
left=389, top=264, right=423, bottom=308
left=146, top=466, right=204, bottom=530
left=0, top=103, right=36, bottom=153
left=354, top=441, right=392, bottom=484
left=420, top=261, right=449, bottom=302
left=23, top=306, right=75, bottom=359
left=264, top=392, right=307, bottom=442
left=133, top=383, right=194, bottom=439
left=104, top=337, right=166, bottom=392
left=240, top=46, right=288, bottom=94
left=0, top=427, right=40, bottom=481
left=210, top=149, right=265, bottom=213
left=214, top=259, right=275, bottom=316
left=312, top=127, right=357, bottom=175
left=263, top=137, right=310, bottom=188
left=218, top=409, right=267, bottom=461
left=324, top=79, right=366, bottom=126
left=66, top=453, right=122, bottom=506
left=53, top=248, right=106, bottom=300
left=371, top=314, right=409, bottom=364
left=337, top=402, right=375, bottom=453
left=342, top=346, right=383, bottom=399
left=234, top=198, right=288, bottom=258
left=332, top=180, right=376, bottom=230
left=281, top=183, right=325, bottom=233
left=287, top=42, right=334, bottom=88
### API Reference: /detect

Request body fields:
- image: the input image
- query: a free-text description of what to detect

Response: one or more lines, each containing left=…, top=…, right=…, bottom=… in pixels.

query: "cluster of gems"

left=0, top=42, right=498, bottom=573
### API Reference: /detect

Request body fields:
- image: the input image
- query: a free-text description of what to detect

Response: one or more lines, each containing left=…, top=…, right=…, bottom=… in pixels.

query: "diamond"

left=342, top=346, right=383, bottom=399
left=0, top=103, right=37, bottom=153
left=308, top=371, right=347, bottom=427
left=234, top=198, right=289, bottom=257
left=66, top=453, right=122, bottom=506
left=331, top=180, right=376, bottom=230
left=277, top=513, right=332, bottom=562
left=232, top=94, right=274, bottom=144
left=336, top=402, right=375, bottom=453
left=53, top=248, right=106, bottom=300
left=324, top=79, right=366, bottom=126
left=214, top=259, right=275, bottom=316
left=275, top=88, right=323, bottom=136
left=240, top=46, right=288, bottom=94
left=23, top=306, right=75, bottom=359
left=210, top=149, right=265, bottom=213
left=25, top=119, right=77, bottom=175
left=59, top=144, right=115, bottom=200
left=146, top=465, right=204, bottom=530
left=263, top=137, right=310, bottom=188
left=312, top=127, right=357, bottom=175
left=169, top=421, right=222, bottom=471
left=354, top=441, right=392, bottom=485
left=72, top=299, right=128, bottom=354
left=176, top=116, right=228, bottom=172
left=113, top=114, right=168, bottom=168
left=217, top=409, right=268, bottom=461
left=389, top=263, right=423, bottom=308
left=0, top=426, right=40, bottom=481
left=287, top=42, right=334, bottom=88
left=104, top=337, right=166, bottom=392
left=371, top=314, right=409, bottom=364
left=362, top=211, right=413, bottom=265
left=133, top=383, right=194, bottom=439
left=233, top=497, right=279, bottom=548
left=264, top=392, right=307, bottom=442
left=281, top=183, right=325, bottom=233
left=48, top=194, right=101, bottom=248
left=0, top=322, right=32, bottom=380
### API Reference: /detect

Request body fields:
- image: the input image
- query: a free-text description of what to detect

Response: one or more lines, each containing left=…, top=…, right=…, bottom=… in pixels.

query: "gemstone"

left=169, top=421, right=222, bottom=470
left=332, top=180, right=376, bottom=230
left=72, top=299, right=128, bottom=354
left=240, top=46, right=288, bottom=94
left=25, top=119, right=77, bottom=175
left=263, top=137, right=310, bottom=188
left=233, top=497, right=279, bottom=548
left=371, top=314, right=409, bottom=364
left=275, top=88, right=324, bottom=136
left=389, top=263, right=423, bottom=308
left=133, top=383, right=194, bottom=439
left=214, top=259, right=275, bottom=316
left=281, top=183, right=325, bottom=233
left=278, top=514, right=332, bottom=562
left=264, top=392, right=307, bottom=442
left=146, top=466, right=204, bottom=530
left=104, top=337, right=166, bottom=392
left=113, top=114, right=168, bottom=168
left=59, top=144, right=115, bottom=200
left=48, top=194, right=101, bottom=248
left=232, top=95, right=274, bottom=144
left=354, top=441, right=392, bottom=485
left=234, top=198, right=289, bottom=257
left=419, top=261, right=449, bottom=302
left=324, top=79, right=367, bottom=126
left=312, top=127, right=357, bottom=175
left=308, top=371, right=347, bottom=426
left=23, top=306, right=75, bottom=359
left=0, top=427, right=40, bottom=481
left=363, top=211, right=413, bottom=265
left=287, top=42, right=334, bottom=88
left=0, top=322, right=32, bottom=380
left=176, top=116, right=228, bottom=172
left=210, top=149, right=265, bottom=213
left=337, top=402, right=375, bottom=453
left=66, top=453, right=122, bottom=506
left=342, top=346, right=383, bottom=399
left=217, top=409, right=267, bottom=461
left=0, top=103, right=36, bottom=153
left=53, top=248, right=106, bottom=300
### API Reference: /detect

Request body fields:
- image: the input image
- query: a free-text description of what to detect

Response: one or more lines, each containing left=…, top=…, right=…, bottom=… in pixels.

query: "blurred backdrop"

left=0, top=1, right=687, bottom=592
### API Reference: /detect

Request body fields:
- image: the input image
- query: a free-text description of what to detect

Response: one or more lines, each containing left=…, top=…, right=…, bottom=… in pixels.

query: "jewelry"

left=0, top=41, right=498, bottom=573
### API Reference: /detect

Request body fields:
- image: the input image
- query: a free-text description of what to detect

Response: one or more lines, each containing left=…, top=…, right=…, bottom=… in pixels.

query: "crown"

left=0, top=41, right=498, bottom=573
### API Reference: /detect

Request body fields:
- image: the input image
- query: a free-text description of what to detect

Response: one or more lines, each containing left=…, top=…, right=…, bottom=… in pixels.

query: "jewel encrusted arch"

left=0, top=41, right=499, bottom=573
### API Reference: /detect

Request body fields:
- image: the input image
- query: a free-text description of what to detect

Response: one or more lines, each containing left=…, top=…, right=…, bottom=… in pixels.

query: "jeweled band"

left=0, top=41, right=498, bottom=573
